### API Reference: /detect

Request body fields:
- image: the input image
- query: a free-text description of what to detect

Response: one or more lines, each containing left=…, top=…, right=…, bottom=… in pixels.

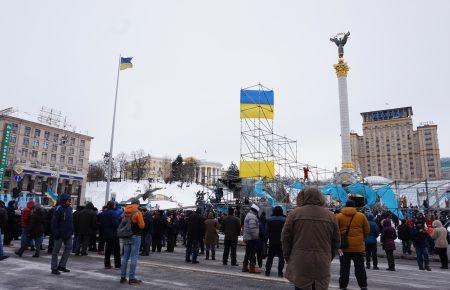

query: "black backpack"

left=117, top=211, right=137, bottom=239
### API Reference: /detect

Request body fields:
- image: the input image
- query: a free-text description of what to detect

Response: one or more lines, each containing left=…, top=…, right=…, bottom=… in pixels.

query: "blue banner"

left=376, top=185, right=404, bottom=220
left=348, top=183, right=377, bottom=206
left=321, top=183, right=348, bottom=204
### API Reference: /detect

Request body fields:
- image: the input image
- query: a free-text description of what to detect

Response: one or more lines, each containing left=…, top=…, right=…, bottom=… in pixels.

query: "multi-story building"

left=0, top=110, right=93, bottom=205
left=350, top=107, right=441, bottom=182
left=441, top=157, right=450, bottom=180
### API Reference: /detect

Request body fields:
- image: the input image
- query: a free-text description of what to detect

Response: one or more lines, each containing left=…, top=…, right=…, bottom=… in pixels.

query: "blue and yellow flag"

left=46, top=188, right=58, bottom=205
left=240, top=89, right=274, bottom=119
left=120, top=57, right=133, bottom=70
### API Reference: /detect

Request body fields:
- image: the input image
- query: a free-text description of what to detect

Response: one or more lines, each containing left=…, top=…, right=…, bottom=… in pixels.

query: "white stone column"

left=334, top=58, right=353, bottom=169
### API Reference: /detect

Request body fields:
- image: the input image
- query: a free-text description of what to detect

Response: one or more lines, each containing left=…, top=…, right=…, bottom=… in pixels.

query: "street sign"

left=14, top=165, right=23, bottom=175
left=14, top=174, right=22, bottom=183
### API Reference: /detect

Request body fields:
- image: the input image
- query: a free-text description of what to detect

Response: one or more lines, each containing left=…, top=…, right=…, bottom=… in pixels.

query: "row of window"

left=17, top=137, right=84, bottom=156
left=20, top=148, right=84, bottom=166
left=11, top=123, right=86, bottom=147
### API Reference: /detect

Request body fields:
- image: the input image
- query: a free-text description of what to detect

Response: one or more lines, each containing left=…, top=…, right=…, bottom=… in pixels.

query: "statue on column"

left=330, top=31, right=350, bottom=58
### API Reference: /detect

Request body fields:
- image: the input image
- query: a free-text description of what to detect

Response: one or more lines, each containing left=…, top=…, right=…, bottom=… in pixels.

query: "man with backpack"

left=118, top=198, right=145, bottom=285
left=336, top=199, right=370, bottom=290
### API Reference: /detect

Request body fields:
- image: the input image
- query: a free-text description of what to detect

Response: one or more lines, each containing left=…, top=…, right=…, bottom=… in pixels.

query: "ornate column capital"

left=333, top=58, right=350, bottom=77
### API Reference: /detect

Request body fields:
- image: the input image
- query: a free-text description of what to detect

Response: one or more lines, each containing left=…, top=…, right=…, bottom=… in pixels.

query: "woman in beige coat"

left=431, top=220, right=448, bottom=269
left=204, top=212, right=220, bottom=260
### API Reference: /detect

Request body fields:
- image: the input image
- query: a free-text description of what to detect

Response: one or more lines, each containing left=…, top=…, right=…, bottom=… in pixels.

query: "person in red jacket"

left=15, top=200, right=35, bottom=257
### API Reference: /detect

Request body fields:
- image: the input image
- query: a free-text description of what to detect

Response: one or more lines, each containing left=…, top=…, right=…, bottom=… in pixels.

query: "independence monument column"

left=330, top=32, right=353, bottom=171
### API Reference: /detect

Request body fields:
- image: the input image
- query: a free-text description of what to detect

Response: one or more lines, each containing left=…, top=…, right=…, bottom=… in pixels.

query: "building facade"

left=0, top=113, right=93, bottom=205
left=350, top=107, right=441, bottom=182
left=441, top=158, right=450, bottom=180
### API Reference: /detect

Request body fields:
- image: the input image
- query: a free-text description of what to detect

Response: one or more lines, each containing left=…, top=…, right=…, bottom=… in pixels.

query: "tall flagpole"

left=105, top=55, right=121, bottom=204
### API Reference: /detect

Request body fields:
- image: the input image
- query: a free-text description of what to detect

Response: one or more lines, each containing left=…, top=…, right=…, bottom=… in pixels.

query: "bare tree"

left=183, top=157, right=198, bottom=183
left=161, top=156, right=172, bottom=183
left=116, top=152, right=129, bottom=182
left=129, top=149, right=148, bottom=183
left=87, top=161, right=105, bottom=184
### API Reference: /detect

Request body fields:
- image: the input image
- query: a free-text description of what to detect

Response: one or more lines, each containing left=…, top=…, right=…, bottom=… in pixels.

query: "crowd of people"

left=0, top=188, right=449, bottom=289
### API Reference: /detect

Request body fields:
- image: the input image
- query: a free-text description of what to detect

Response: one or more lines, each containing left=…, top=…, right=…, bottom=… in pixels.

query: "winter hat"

left=272, top=206, right=283, bottom=216
left=250, top=204, right=260, bottom=213
left=130, top=198, right=140, bottom=205
left=59, top=193, right=70, bottom=202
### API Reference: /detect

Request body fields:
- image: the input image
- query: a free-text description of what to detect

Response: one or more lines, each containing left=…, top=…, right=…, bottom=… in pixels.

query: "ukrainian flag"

left=240, top=89, right=274, bottom=119
left=120, top=57, right=133, bottom=70
left=46, top=188, right=58, bottom=205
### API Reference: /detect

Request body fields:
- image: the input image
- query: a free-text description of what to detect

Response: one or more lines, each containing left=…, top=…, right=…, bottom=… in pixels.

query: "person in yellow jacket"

left=336, top=199, right=370, bottom=290
left=120, top=198, right=145, bottom=285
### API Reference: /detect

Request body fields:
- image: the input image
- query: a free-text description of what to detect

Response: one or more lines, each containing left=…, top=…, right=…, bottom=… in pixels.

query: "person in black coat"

left=165, top=212, right=178, bottom=252
left=397, top=219, right=412, bottom=255
left=185, top=208, right=204, bottom=264
left=140, top=208, right=153, bottom=256
left=99, top=201, right=120, bottom=269
left=4, top=201, right=16, bottom=246
left=71, top=205, right=84, bottom=254
left=264, top=206, right=286, bottom=277
left=151, top=211, right=167, bottom=252
left=75, top=202, right=96, bottom=256
left=381, top=219, right=397, bottom=271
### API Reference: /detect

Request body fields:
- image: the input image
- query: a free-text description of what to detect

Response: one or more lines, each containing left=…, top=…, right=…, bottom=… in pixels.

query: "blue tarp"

left=254, top=180, right=275, bottom=207
left=347, top=183, right=377, bottom=206
left=291, top=181, right=305, bottom=191
left=376, top=185, right=404, bottom=220
left=321, top=183, right=348, bottom=204
left=216, top=205, right=229, bottom=215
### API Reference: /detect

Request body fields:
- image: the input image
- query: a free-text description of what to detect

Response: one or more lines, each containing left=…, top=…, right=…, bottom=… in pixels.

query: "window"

left=44, top=131, right=50, bottom=140
left=61, top=146, right=66, bottom=154
left=8, top=147, right=14, bottom=154
left=42, top=152, right=48, bottom=160
left=31, top=150, right=38, bottom=158
left=79, top=149, right=84, bottom=157
left=70, top=137, right=76, bottom=146
left=78, top=158, right=84, bottom=167
left=80, top=139, right=85, bottom=147
left=60, top=155, right=65, bottom=163
left=52, top=144, right=58, bottom=152
left=53, top=133, right=59, bottom=142
left=11, top=123, right=18, bottom=133
left=21, top=148, right=28, bottom=157
left=69, top=147, right=74, bottom=155
left=51, top=154, right=56, bottom=162
left=24, top=126, right=31, bottom=137
left=32, top=140, right=39, bottom=148
left=43, top=141, right=49, bottom=149
left=10, top=135, right=17, bottom=143
left=23, top=137, right=29, bottom=146
left=34, top=129, right=41, bottom=138
left=68, top=157, right=73, bottom=165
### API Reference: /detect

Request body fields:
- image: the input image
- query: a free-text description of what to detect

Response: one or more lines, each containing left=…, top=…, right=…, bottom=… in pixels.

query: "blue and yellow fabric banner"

left=46, top=188, right=58, bottom=205
left=240, top=89, right=274, bottom=119
left=120, top=57, right=133, bottom=70
left=376, top=185, right=404, bottom=220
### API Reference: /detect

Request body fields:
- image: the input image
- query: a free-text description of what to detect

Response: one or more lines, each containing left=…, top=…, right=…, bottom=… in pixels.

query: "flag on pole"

left=120, top=57, right=133, bottom=70
left=46, top=188, right=58, bottom=205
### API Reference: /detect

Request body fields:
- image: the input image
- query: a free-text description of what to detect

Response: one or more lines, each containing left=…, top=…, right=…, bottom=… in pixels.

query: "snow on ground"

left=85, top=180, right=209, bottom=210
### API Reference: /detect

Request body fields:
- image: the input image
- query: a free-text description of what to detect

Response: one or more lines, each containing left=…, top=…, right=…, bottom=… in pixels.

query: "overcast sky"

left=1, top=1, right=449, bottom=171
